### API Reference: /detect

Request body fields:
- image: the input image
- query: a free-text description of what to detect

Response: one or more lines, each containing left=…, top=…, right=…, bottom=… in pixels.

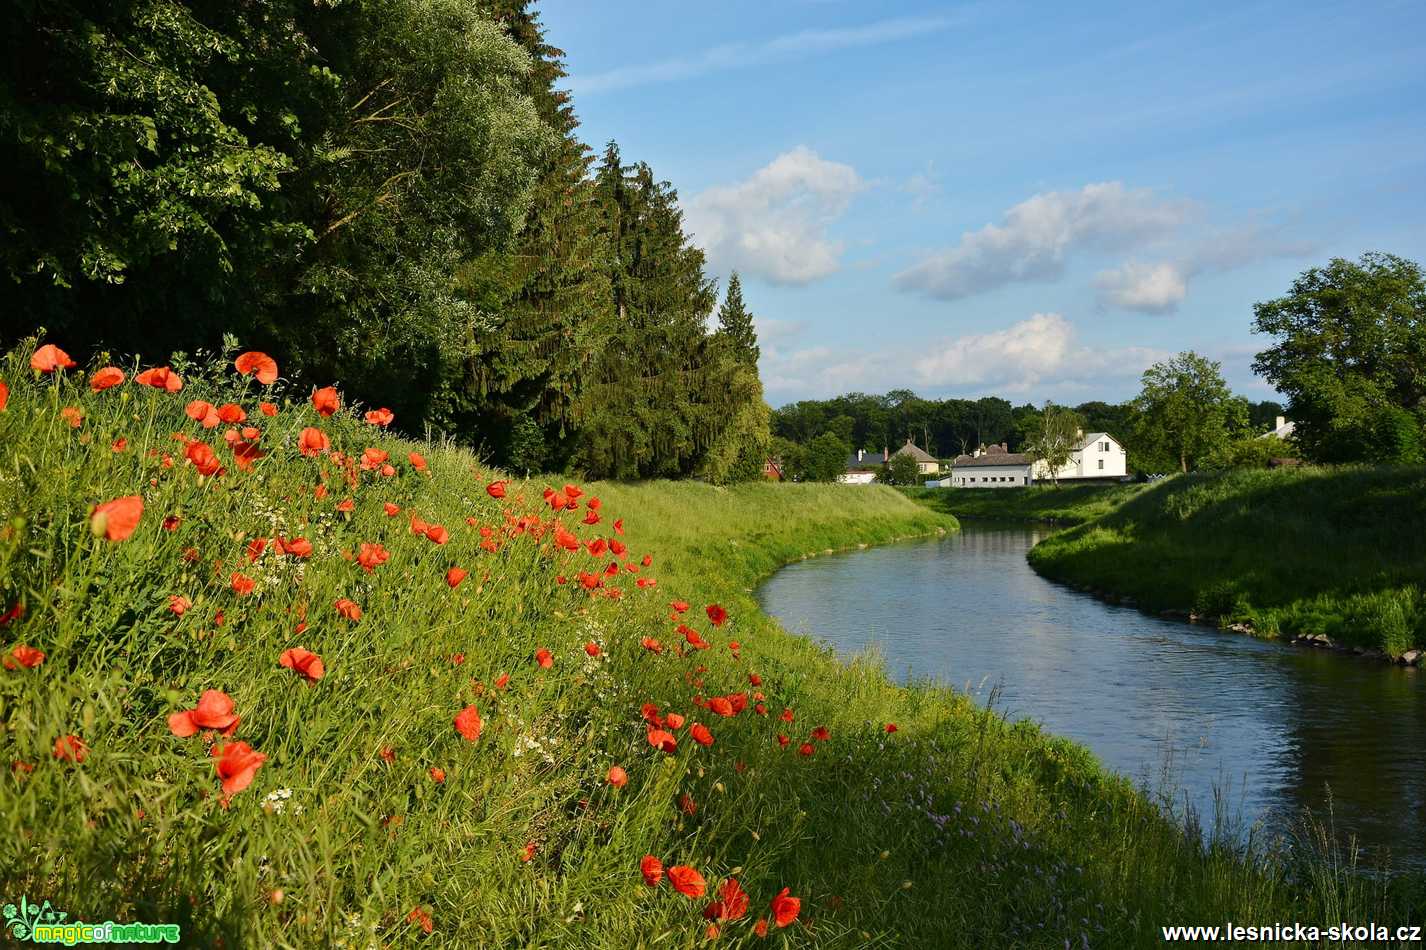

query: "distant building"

left=838, top=447, right=886, bottom=485
left=1261, top=415, right=1295, bottom=440
left=891, top=439, right=940, bottom=475
left=946, top=432, right=1128, bottom=488
left=763, top=457, right=784, bottom=481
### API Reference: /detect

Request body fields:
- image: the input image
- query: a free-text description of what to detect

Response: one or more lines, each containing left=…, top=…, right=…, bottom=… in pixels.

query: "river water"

left=755, top=523, right=1426, bottom=869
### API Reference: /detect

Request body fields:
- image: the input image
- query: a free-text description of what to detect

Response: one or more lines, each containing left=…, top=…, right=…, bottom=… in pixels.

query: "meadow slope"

left=1, top=344, right=1420, bottom=948
left=902, top=483, right=1149, bottom=526
left=1026, top=467, right=1426, bottom=657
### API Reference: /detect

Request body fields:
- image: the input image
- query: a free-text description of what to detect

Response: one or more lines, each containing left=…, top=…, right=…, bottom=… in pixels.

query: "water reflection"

left=756, top=524, right=1426, bottom=868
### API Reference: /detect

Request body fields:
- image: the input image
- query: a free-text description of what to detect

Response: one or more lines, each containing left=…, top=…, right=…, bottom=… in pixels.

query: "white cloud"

left=1092, top=222, right=1317, bottom=314
left=760, top=312, right=1170, bottom=400
left=1093, top=262, right=1188, bottom=314
left=568, top=15, right=968, bottom=94
left=902, top=161, right=942, bottom=211
left=894, top=182, right=1192, bottom=300
left=685, top=147, right=865, bottom=285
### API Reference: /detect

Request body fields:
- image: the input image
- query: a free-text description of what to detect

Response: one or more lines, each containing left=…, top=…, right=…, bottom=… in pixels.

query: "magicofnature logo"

left=3, top=897, right=180, bottom=945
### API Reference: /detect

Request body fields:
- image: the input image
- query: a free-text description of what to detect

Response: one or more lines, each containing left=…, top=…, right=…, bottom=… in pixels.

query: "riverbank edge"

left=903, top=476, right=1425, bottom=667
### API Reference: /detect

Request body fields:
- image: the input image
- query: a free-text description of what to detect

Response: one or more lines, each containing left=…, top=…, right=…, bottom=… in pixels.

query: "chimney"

left=1000, top=442, right=1008, bottom=452
left=856, top=448, right=864, bottom=463
left=882, top=446, right=888, bottom=462
left=1275, top=415, right=1285, bottom=430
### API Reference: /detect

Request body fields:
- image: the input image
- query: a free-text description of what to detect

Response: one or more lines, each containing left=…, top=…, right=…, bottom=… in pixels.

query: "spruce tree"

left=715, top=271, right=760, bottom=366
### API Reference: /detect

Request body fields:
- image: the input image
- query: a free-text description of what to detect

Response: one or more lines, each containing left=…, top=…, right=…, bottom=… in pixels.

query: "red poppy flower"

left=408, top=451, right=428, bottom=472
left=770, top=888, right=800, bottom=928
left=642, top=554, right=653, bottom=567
left=810, top=726, right=829, bottom=742
left=31, top=344, right=76, bottom=373
left=446, top=567, right=467, bottom=588
left=668, top=866, right=706, bottom=899
left=647, top=728, right=677, bottom=753
left=707, top=697, right=734, bottom=718
left=379, top=746, right=396, bottom=763
left=231, top=440, right=265, bottom=471
left=357, top=543, right=389, bottom=572
left=780, top=708, right=794, bottom=723
left=520, top=841, right=538, bottom=862
left=334, top=598, right=362, bottom=621
left=279, top=647, right=324, bottom=682
left=364, top=407, right=394, bottom=427
left=111, top=437, right=128, bottom=452
left=168, top=689, right=240, bottom=737
left=607, top=765, right=628, bottom=788
left=311, top=386, right=340, bottom=417
left=406, top=907, right=433, bottom=934
left=135, top=367, right=183, bottom=392
left=278, top=537, right=312, bottom=558
left=690, top=723, right=714, bottom=747
left=425, top=524, right=449, bottom=545
left=212, top=740, right=266, bottom=797
left=641, top=637, right=663, bottom=654
left=494, top=672, right=509, bottom=689
left=336, top=498, right=354, bottom=513
left=169, top=595, right=191, bottom=616
left=454, top=704, right=482, bottom=742
left=3, top=644, right=45, bottom=670
left=259, top=402, right=278, bottom=417
left=213, top=404, right=244, bottom=425
left=584, top=642, right=600, bottom=657
left=230, top=573, right=255, bottom=596
left=486, top=480, right=507, bottom=499
left=798, top=742, right=814, bottom=757
left=185, top=441, right=224, bottom=477
left=613, top=518, right=624, bottom=535
left=90, top=367, right=125, bottom=391
left=184, top=400, right=218, bottom=428
left=885, top=723, right=898, bottom=733
left=234, top=352, right=279, bottom=385
left=535, top=648, right=553, bottom=669
left=383, top=503, right=401, bottom=517
left=703, top=879, right=750, bottom=922
left=60, top=406, right=82, bottom=428
left=429, top=767, right=446, bottom=783
left=582, top=510, right=600, bottom=526
left=640, top=855, right=664, bottom=887
left=705, top=604, right=728, bottom=627
left=53, top=735, right=87, bottom=762
left=777, top=734, right=790, bottom=748
left=86, top=494, right=142, bottom=542
left=0, top=380, right=7, bottom=411
left=754, top=918, right=769, bottom=937
left=679, top=793, right=697, bottom=815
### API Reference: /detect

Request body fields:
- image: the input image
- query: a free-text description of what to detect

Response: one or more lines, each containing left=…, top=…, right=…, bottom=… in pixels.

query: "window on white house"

left=1102, top=441, right=1109, bottom=452
left=1098, top=459, right=1104, bottom=470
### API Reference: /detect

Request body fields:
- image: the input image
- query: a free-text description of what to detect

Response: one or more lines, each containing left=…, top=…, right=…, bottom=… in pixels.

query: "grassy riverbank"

left=903, top=482, right=1148, bottom=525
left=1, top=346, right=1421, bottom=947
left=1028, top=467, right=1426, bottom=656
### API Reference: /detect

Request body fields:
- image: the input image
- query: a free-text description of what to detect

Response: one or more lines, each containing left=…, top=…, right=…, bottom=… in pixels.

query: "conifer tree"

left=715, top=271, right=760, bottom=366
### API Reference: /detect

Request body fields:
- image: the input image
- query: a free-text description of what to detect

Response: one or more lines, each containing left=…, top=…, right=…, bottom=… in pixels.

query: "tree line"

left=774, top=251, right=1426, bottom=478
left=0, top=0, right=769, bottom=481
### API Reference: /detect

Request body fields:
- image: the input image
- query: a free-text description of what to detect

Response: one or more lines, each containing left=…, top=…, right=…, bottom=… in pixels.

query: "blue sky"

left=540, top=0, right=1426, bottom=407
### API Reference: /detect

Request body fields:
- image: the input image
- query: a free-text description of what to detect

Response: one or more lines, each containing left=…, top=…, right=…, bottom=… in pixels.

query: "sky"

left=539, top=0, right=1426, bottom=408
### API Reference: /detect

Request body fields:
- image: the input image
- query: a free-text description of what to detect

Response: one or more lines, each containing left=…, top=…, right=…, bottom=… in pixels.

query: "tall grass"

left=1027, top=468, right=1426, bottom=655
left=0, top=343, right=1420, bottom=947
left=904, top=482, right=1150, bottom=526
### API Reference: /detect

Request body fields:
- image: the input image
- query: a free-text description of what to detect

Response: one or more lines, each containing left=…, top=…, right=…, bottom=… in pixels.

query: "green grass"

left=1, top=344, right=1422, bottom=947
left=1027, top=467, right=1426, bottom=655
left=903, top=482, right=1150, bottom=525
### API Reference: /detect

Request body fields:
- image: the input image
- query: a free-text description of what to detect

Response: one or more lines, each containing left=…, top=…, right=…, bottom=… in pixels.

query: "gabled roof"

left=893, top=440, right=937, bottom=463
left=1076, top=432, right=1118, bottom=451
left=952, top=453, right=1033, bottom=468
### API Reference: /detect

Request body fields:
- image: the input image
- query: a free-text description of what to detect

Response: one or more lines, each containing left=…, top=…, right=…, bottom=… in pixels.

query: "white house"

left=947, top=432, right=1127, bottom=488
left=838, top=447, right=886, bottom=485
left=1033, top=432, right=1127, bottom=481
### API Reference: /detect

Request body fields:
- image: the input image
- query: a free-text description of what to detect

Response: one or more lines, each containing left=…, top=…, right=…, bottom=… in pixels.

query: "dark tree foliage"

left=1, top=0, right=772, bottom=478
left=1253, top=252, right=1426, bottom=463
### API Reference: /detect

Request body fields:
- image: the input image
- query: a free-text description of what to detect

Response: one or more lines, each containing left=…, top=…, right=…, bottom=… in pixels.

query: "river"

left=755, top=523, right=1426, bottom=869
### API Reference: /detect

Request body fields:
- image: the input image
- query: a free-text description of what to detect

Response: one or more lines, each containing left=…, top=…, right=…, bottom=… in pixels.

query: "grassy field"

left=903, top=482, right=1149, bottom=525
left=2, top=342, right=1422, bottom=947
left=1027, top=467, right=1426, bottom=656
